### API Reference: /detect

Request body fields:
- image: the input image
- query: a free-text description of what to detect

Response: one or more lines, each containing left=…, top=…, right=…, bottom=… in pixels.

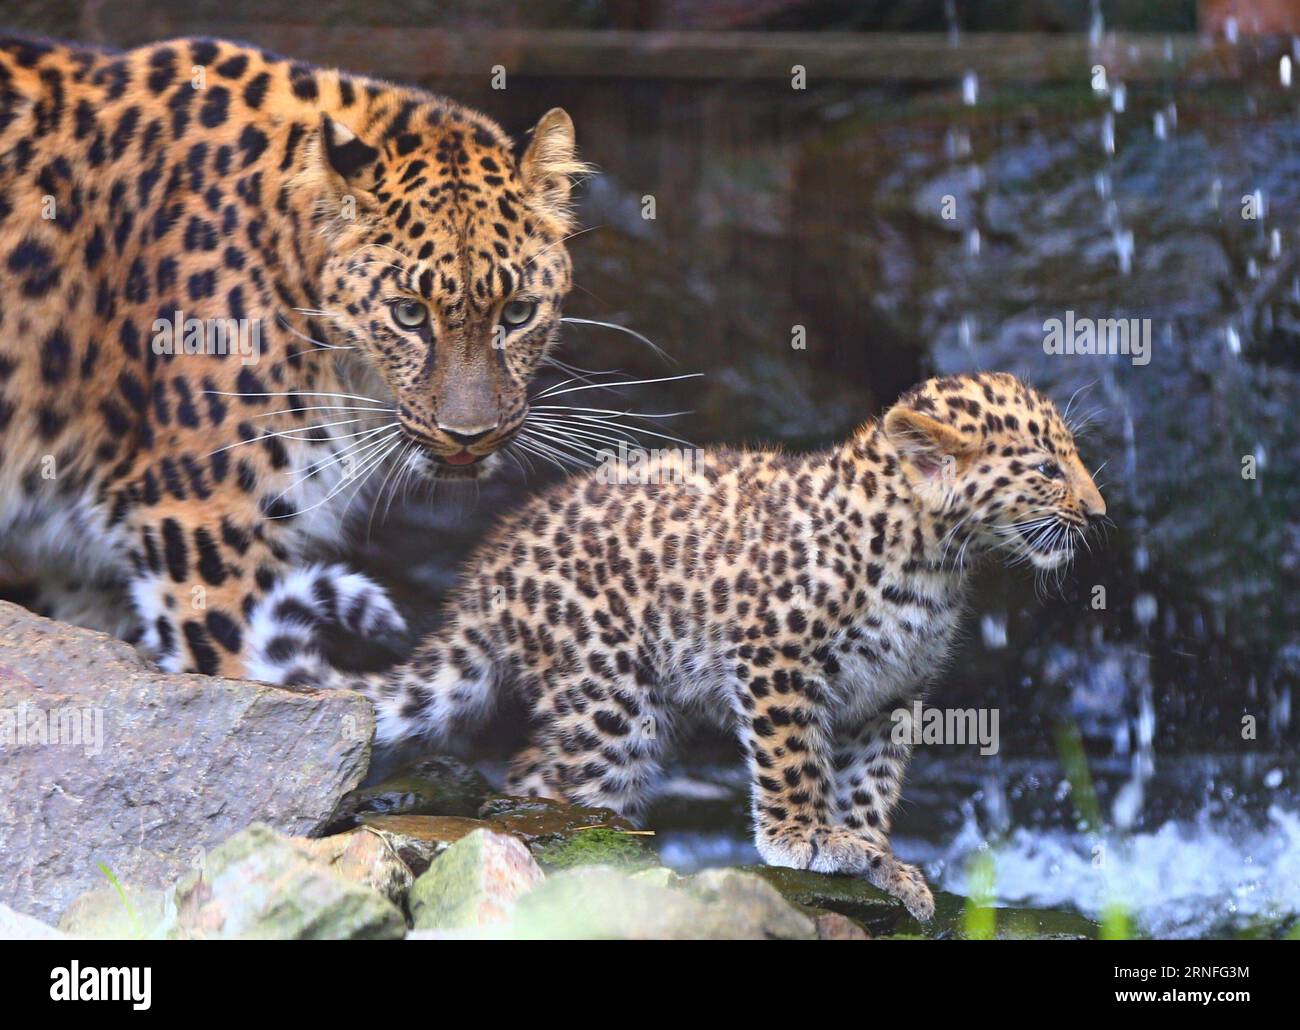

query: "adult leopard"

left=0, top=36, right=588, bottom=676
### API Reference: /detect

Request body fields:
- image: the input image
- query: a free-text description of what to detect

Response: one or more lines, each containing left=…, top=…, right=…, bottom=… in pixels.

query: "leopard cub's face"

left=312, top=108, right=584, bottom=478
left=884, top=372, right=1106, bottom=571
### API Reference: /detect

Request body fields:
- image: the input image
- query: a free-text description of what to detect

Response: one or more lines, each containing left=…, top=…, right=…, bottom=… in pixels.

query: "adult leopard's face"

left=312, top=106, right=585, bottom=477
left=885, top=371, right=1106, bottom=571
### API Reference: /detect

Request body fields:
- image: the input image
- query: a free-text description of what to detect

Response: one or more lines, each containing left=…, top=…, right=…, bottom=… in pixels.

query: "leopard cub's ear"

left=519, top=108, right=590, bottom=232
left=884, top=406, right=974, bottom=479
left=320, top=114, right=380, bottom=182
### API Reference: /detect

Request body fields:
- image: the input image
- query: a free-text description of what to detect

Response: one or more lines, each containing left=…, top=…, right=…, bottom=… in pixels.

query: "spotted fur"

left=0, top=36, right=588, bottom=675
left=265, top=372, right=1107, bottom=919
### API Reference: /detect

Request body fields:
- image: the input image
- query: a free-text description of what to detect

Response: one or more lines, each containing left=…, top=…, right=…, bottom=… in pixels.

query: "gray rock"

left=0, top=902, right=68, bottom=940
left=504, top=866, right=816, bottom=940
left=0, top=601, right=374, bottom=922
left=408, top=828, right=543, bottom=930
left=169, top=824, right=404, bottom=939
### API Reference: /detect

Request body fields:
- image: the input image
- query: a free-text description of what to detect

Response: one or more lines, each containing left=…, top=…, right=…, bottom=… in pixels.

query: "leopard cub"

left=263, top=371, right=1106, bottom=919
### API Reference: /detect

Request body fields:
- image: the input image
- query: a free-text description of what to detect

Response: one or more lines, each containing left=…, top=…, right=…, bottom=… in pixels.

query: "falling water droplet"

left=1270, top=228, right=1282, bottom=259
left=1111, top=82, right=1127, bottom=112
left=1114, top=229, right=1134, bottom=274
left=1209, top=177, right=1222, bottom=209
left=1166, top=102, right=1178, bottom=129
left=1282, top=55, right=1293, bottom=87
left=1225, top=325, right=1241, bottom=354
left=1089, top=0, right=1104, bottom=47
left=1133, top=545, right=1149, bottom=573
left=1112, top=778, right=1143, bottom=830
left=1264, top=768, right=1285, bottom=789
left=960, top=316, right=974, bottom=351
left=1247, top=257, right=1260, bottom=280
left=1225, top=16, right=1239, bottom=44
left=1134, top=593, right=1158, bottom=627
left=962, top=70, right=978, bottom=106
left=1153, top=110, right=1167, bottom=140
left=1255, top=443, right=1267, bottom=468
left=980, top=612, right=1008, bottom=650
left=1101, top=112, right=1115, bottom=155
left=1094, top=171, right=1111, bottom=198
left=966, top=229, right=981, bottom=256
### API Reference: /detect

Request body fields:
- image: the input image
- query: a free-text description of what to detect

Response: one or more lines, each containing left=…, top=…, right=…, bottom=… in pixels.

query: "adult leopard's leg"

left=123, top=495, right=402, bottom=678
left=738, top=653, right=934, bottom=919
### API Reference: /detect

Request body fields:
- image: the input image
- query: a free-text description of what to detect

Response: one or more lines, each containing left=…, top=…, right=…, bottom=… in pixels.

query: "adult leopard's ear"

left=884, top=406, right=974, bottom=479
left=320, top=114, right=379, bottom=182
left=520, top=108, right=588, bottom=232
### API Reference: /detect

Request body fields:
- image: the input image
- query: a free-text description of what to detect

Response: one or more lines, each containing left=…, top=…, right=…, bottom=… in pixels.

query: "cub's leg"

left=738, top=654, right=934, bottom=920
left=508, top=667, right=670, bottom=819
left=830, top=704, right=933, bottom=920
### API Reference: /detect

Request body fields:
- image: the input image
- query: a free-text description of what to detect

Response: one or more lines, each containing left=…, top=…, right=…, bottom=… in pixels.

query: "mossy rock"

left=531, top=827, right=656, bottom=871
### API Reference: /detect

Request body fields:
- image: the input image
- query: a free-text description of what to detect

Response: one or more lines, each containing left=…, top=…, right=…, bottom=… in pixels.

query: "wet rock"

left=743, top=866, right=1098, bottom=939
left=170, top=824, right=404, bottom=940
left=475, top=794, right=654, bottom=869
left=0, top=902, right=68, bottom=940
left=916, top=893, right=1098, bottom=941
left=0, top=602, right=373, bottom=923
left=408, top=828, right=543, bottom=931
left=477, top=794, right=635, bottom=841
left=359, top=814, right=493, bottom=876
left=505, top=866, right=816, bottom=940
left=289, top=828, right=413, bottom=906
left=331, top=755, right=491, bottom=827
left=58, top=884, right=172, bottom=940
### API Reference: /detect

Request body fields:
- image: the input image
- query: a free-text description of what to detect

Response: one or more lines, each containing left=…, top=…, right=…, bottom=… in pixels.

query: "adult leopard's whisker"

left=206, top=417, right=397, bottom=456
left=560, top=317, right=675, bottom=364
left=530, top=415, right=695, bottom=449
left=530, top=404, right=691, bottom=420
left=250, top=404, right=397, bottom=419
left=203, top=389, right=391, bottom=405
left=535, top=372, right=703, bottom=401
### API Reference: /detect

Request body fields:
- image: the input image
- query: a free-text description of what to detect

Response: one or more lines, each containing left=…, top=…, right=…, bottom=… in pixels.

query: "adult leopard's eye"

left=1036, top=461, right=1063, bottom=479
left=500, top=300, right=537, bottom=329
left=390, top=299, right=428, bottom=330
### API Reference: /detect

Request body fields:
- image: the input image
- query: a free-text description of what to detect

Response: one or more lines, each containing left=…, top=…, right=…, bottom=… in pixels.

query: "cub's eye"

left=500, top=299, right=537, bottom=330
left=390, top=299, right=428, bottom=331
left=1036, top=461, right=1063, bottom=479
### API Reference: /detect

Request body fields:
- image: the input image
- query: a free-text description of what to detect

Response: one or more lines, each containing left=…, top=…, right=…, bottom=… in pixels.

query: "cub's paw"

left=886, top=858, right=935, bottom=922
left=757, top=824, right=889, bottom=876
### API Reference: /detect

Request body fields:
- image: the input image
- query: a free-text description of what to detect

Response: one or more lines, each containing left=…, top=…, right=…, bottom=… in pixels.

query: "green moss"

left=530, top=828, right=654, bottom=871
